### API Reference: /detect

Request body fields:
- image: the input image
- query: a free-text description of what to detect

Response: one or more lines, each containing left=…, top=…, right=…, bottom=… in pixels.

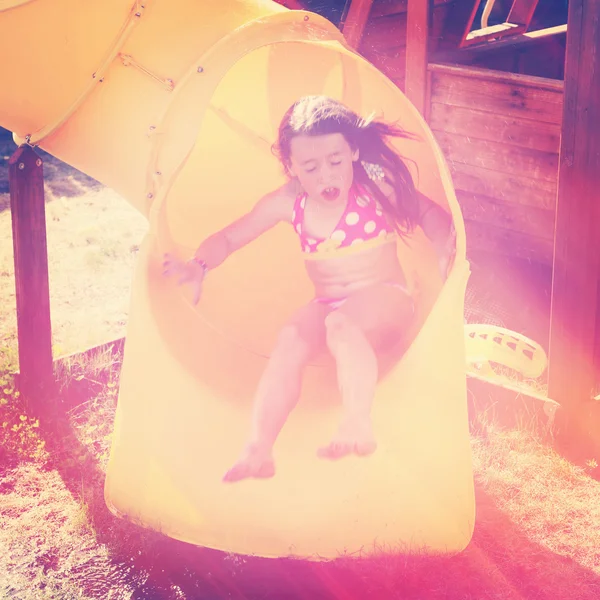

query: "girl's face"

left=287, top=132, right=358, bottom=204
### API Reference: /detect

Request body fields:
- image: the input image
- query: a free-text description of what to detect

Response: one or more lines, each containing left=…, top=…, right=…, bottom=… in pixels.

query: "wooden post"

left=405, top=0, right=431, bottom=115
left=548, top=0, right=600, bottom=410
left=342, top=0, right=373, bottom=49
left=8, top=145, right=54, bottom=400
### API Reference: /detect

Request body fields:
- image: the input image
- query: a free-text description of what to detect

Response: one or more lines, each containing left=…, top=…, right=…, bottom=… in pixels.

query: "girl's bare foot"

left=222, top=443, right=275, bottom=483
left=317, top=416, right=377, bottom=460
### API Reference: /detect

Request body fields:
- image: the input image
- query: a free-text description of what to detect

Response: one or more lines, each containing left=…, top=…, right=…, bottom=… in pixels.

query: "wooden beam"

left=507, top=0, right=540, bottom=27
left=405, top=0, right=431, bottom=115
left=465, top=21, right=525, bottom=44
left=435, top=24, right=567, bottom=60
left=8, top=145, right=54, bottom=400
left=342, top=0, right=373, bottom=48
left=446, top=0, right=542, bottom=48
left=548, top=0, right=600, bottom=408
left=461, top=0, right=541, bottom=46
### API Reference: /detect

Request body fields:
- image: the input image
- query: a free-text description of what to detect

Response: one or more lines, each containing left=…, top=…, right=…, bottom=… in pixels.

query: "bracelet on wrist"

left=188, top=255, right=208, bottom=273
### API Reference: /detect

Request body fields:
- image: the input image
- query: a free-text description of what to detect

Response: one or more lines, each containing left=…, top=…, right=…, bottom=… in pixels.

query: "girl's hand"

left=162, top=252, right=206, bottom=305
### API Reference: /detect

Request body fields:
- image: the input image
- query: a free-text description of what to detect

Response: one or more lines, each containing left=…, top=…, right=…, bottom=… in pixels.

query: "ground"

left=1, top=128, right=600, bottom=599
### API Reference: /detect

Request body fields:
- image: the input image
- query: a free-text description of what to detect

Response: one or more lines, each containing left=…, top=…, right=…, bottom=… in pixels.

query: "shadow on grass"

left=27, top=361, right=600, bottom=600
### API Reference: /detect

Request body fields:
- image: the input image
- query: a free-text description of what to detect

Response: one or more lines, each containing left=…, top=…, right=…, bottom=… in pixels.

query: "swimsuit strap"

left=291, top=191, right=308, bottom=238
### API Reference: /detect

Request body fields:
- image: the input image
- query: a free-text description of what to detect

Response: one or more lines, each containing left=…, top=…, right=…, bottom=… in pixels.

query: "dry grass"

left=1, top=130, right=600, bottom=599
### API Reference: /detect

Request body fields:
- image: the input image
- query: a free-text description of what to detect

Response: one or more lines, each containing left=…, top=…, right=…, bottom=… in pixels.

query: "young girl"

left=163, top=96, right=455, bottom=483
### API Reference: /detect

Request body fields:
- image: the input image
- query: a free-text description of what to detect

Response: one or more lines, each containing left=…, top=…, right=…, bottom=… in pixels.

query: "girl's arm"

left=415, top=190, right=454, bottom=245
left=163, top=180, right=297, bottom=305
left=192, top=180, right=297, bottom=269
left=416, top=190, right=456, bottom=278
left=371, top=171, right=452, bottom=243
left=373, top=171, right=456, bottom=277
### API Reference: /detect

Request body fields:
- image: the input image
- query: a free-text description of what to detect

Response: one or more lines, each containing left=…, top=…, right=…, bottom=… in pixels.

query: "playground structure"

left=0, top=0, right=598, bottom=557
left=340, top=0, right=566, bottom=265
left=337, top=0, right=599, bottom=430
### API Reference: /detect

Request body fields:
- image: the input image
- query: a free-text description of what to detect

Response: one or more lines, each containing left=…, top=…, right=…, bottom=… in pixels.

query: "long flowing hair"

left=272, top=95, right=421, bottom=235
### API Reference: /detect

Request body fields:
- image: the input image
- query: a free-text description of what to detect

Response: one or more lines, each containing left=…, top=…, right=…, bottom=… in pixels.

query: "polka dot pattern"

left=290, top=184, right=396, bottom=255
left=345, top=212, right=359, bottom=226
left=364, top=220, right=376, bottom=234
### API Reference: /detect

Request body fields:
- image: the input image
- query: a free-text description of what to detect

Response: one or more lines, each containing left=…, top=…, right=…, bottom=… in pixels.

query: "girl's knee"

left=325, top=312, right=360, bottom=346
left=324, top=311, right=347, bottom=333
left=273, top=325, right=312, bottom=365
left=325, top=311, right=386, bottom=353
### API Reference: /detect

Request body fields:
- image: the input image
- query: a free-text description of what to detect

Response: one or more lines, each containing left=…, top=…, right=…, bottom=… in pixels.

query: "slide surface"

left=0, top=0, right=475, bottom=559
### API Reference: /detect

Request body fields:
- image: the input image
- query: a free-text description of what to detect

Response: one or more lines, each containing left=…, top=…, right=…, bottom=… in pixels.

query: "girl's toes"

left=317, top=441, right=352, bottom=460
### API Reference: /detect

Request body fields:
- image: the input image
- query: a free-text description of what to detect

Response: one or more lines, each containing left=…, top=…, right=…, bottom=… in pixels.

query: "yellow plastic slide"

left=0, top=0, right=475, bottom=559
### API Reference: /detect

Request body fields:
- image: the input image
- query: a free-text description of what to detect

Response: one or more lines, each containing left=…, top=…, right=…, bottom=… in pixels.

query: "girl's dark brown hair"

left=272, top=95, right=421, bottom=234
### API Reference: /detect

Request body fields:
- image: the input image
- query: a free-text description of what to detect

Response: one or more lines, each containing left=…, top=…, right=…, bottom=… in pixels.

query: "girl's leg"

left=319, top=283, right=414, bottom=460
left=223, top=300, right=328, bottom=482
left=319, top=310, right=378, bottom=459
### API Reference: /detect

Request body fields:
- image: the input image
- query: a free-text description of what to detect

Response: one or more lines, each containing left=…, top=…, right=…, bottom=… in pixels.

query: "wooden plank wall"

left=427, top=63, right=563, bottom=265
left=357, top=1, right=565, bottom=265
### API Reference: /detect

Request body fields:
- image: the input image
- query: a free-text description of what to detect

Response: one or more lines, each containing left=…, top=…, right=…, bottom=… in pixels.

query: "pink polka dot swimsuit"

left=291, top=183, right=397, bottom=260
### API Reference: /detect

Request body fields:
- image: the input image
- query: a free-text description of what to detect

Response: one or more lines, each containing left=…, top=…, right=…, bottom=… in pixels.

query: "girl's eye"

left=305, top=167, right=316, bottom=173
left=331, top=161, right=342, bottom=166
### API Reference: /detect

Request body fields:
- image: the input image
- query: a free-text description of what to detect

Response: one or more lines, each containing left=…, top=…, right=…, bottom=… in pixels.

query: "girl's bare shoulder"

left=263, top=178, right=302, bottom=223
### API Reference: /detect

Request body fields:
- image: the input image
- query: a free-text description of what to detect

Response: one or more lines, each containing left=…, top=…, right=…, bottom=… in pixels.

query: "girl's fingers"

left=162, top=254, right=177, bottom=274
left=162, top=255, right=204, bottom=302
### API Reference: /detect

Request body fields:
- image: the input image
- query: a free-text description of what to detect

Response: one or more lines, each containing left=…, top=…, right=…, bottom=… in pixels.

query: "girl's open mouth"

left=321, top=187, right=340, bottom=201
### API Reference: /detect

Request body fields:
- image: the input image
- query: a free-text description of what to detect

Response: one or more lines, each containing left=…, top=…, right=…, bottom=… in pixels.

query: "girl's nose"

left=318, top=164, right=332, bottom=182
